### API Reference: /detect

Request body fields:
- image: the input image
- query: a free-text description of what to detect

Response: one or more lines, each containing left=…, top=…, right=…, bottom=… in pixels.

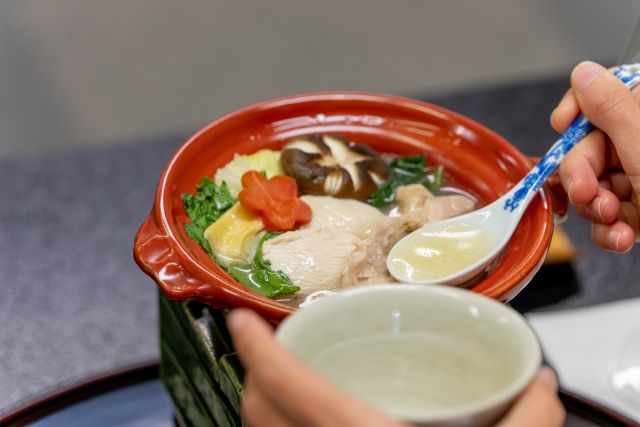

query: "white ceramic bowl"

left=275, top=284, right=541, bottom=427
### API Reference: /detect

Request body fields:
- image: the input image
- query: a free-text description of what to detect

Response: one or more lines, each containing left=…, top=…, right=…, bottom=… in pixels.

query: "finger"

left=545, top=63, right=629, bottom=133
left=558, top=130, right=606, bottom=206
left=547, top=83, right=640, bottom=133
left=227, top=309, right=277, bottom=369
left=571, top=61, right=640, bottom=196
left=497, top=367, right=565, bottom=427
left=229, top=309, right=335, bottom=425
left=591, top=221, right=636, bottom=252
left=242, top=375, right=293, bottom=427
left=227, top=309, right=406, bottom=427
left=573, top=187, right=619, bottom=224
left=600, top=171, right=632, bottom=201
left=550, top=89, right=579, bottom=133
left=618, top=201, right=640, bottom=237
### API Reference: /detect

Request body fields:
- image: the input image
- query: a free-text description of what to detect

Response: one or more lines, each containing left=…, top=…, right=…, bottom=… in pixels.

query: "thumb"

left=571, top=61, right=640, bottom=195
left=496, top=367, right=564, bottom=427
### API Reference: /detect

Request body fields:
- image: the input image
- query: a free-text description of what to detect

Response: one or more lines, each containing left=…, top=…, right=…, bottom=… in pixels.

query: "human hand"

left=496, top=366, right=564, bottom=427
left=227, top=309, right=564, bottom=427
left=551, top=61, right=640, bottom=252
left=227, top=308, right=406, bottom=427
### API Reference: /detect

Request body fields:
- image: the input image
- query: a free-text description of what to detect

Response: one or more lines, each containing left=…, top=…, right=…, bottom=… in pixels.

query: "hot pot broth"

left=181, top=134, right=478, bottom=307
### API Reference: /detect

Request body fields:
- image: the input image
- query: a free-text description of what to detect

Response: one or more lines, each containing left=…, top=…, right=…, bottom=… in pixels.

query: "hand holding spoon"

left=387, top=63, right=640, bottom=286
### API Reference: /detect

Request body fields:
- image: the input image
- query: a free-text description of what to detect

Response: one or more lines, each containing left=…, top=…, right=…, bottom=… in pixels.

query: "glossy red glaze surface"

left=134, top=92, right=554, bottom=323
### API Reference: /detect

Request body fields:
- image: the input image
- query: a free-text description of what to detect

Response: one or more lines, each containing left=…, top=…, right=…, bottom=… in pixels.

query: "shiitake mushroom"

left=280, top=134, right=388, bottom=200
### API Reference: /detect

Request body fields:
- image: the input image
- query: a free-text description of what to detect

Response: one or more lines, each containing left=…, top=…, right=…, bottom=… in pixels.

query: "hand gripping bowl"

left=134, top=92, right=556, bottom=324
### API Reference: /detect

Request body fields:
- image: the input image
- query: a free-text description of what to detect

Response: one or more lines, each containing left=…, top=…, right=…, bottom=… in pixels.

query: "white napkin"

left=527, top=298, right=640, bottom=422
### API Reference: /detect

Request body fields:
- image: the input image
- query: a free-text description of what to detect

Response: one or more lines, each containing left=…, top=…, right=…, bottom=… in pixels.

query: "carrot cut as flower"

left=238, top=170, right=312, bottom=231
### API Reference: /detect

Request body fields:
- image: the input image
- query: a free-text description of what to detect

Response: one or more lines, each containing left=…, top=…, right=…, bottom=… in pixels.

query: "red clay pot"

left=134, top=92, right=555, bottom=323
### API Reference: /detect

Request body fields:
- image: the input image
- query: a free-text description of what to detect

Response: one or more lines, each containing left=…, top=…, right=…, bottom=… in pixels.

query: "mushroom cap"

left=281, top=134, right=388, bottom=200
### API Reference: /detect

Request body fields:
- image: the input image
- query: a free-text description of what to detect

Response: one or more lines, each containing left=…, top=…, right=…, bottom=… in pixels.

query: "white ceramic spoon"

left=387, top=63, right=640, bottom=286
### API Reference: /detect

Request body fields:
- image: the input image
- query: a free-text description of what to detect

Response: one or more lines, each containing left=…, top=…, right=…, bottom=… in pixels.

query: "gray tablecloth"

left=2, top=77, right=639, bottom=418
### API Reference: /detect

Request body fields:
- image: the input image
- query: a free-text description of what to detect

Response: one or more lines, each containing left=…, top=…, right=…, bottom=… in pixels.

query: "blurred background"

left=2, top=0, right=640, bottom=159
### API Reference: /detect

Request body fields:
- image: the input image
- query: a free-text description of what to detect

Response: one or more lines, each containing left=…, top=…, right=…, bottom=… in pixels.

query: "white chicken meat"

left=263, top=196, right=383, bottom=297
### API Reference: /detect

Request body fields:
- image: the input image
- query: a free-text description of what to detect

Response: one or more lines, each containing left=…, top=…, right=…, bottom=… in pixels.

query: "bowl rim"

left=141, top=91, right=554, bottom=321
left=275, top=284, right=542, bottom=423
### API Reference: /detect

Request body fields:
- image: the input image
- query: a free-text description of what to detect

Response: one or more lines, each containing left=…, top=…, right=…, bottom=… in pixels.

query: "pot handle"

left=134, top=213, right=208, bottom=300
left=528, top=156, right=568, bottom=223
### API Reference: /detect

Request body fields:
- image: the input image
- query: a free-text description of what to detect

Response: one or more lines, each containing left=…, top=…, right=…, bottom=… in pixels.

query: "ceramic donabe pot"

left=134, top=92, right=554, bottom=323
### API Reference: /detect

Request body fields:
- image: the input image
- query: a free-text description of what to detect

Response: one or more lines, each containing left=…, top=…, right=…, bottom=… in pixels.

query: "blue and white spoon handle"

left=503, top=63, right=640, bottom=214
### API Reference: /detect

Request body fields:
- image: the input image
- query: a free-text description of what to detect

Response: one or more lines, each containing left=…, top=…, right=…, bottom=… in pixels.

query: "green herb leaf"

left=431, top=164, right=444, bottom=190
left=184, top=222, right=214, bottom=255
left=226, top=232, right=299, bottom=298
left=252, top=231, right=299, bottom=297
left=181, top=178, right=235, bottom=253
left=183, top=177, right=235, bottom=228
left=367, top=154, right=444, bottom=208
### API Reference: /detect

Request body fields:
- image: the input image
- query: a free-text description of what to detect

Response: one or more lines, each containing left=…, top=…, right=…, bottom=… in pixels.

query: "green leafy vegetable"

left=182, top=178, right=298, bottom=299
left=228, top=232, right=300, bottom=298
left=432, top=164, right=444, bottom=190
left=184, top=222, right=214, bottom=255
left=367, top=154, right=444, bottom=208
left=182, top=177, right=235, bottom=251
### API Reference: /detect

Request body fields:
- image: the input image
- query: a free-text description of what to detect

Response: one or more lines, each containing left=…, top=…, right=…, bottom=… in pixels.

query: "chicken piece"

left=342, top=215, right=424, bottom=286
left=343, top=185, right=476, bottom=286
left=412, top=195, right=476, bottom=224
left=263, top=227, right=360, bottom=298
left=301, top=195, right=383, bottom=239
left=263, top=196, right=383, bottom=304
left=395, top=183, right=475, bottom=223
left=395, top=184, right=434, bottom=214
